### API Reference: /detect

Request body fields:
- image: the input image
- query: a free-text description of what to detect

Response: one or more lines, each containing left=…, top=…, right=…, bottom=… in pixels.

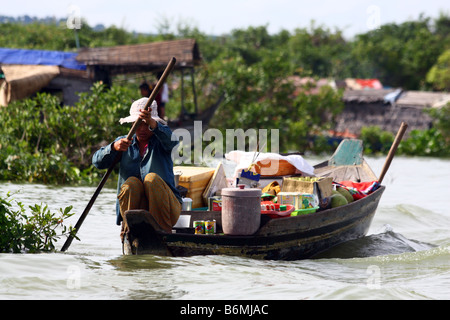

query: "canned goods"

left=208, top=196, right=222, bottom=211
left=205, top=220, right=216, bottom=234
left=193, top=220, right=205, bottom=234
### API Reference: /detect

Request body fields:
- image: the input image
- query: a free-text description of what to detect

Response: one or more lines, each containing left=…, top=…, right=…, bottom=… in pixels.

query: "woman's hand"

left=113, top=138, right=132, bottom=152
left=139, top=108, right=157, bottom=130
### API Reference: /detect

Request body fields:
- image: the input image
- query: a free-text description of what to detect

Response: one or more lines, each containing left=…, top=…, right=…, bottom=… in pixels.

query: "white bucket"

left=182, top=197, right=193, bottom=211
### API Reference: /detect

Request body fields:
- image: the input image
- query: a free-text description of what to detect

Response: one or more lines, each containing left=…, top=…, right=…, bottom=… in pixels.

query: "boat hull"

left=123, top=186, right=385, bottom=260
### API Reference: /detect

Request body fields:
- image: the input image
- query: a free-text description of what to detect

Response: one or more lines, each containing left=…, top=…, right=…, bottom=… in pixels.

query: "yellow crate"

left=174, top=166, right=215, bottom=208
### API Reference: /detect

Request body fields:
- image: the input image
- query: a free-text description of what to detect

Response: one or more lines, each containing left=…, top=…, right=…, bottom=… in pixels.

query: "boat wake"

left=313, top=225, right=436, bottom=259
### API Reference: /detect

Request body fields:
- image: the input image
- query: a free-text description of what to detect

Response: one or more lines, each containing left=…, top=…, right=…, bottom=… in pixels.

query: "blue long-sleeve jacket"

left=92, top=122, right=182, bottom=225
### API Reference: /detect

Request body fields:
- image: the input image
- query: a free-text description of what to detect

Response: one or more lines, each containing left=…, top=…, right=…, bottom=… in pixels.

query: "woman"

left=92, top=98, right=181, bottom=239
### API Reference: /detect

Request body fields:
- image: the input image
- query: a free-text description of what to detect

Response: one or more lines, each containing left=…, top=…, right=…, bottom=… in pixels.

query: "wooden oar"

left=378, top=122, right=408, bottom=184
left=61, top=57, right=177, bottom=252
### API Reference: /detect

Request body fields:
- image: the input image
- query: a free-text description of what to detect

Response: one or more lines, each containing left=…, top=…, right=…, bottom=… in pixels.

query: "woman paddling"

left=92, top=98, right=182, bottom=240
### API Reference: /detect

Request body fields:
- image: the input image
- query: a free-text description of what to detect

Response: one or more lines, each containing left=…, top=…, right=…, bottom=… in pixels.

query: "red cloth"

left=334, top=181, right=380, bottom=200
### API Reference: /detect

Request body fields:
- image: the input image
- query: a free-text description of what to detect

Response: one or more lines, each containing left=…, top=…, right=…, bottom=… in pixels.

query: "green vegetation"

left=0, top=192, right=77, bottom=253
left=359, top=105, right=450, bottom=157
left=399, top=105, right=450, bottom=157
left=0, top=83, right=134, bottom=185
left=0, top=15, right=449, bottom=252
left=427, top=49, right=450, bottom=91
left=1, top=14, right=449, bottom=88
left=0, top=14, right=449, bottom=187
left=360, top=126, right=395, bottom=155
left=351, top=16, right=448, bottom=90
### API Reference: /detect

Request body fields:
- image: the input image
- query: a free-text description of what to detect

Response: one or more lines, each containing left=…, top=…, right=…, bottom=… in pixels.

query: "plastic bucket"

left=221, top=187, right=261, bottom=235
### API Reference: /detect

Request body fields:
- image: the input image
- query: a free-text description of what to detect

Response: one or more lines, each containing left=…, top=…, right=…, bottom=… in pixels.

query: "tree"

left=287, top=22, right=350, bottom=78
left=426, top=49, right=450, bottom=91
left=351, top=16, right=442, bottom=89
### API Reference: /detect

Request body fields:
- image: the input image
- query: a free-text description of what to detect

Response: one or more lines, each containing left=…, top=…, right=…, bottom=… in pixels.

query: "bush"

left=398, top=128, right=449, bottom=157
left=398, top=105, right=450, bottom=157
left=0, top=192, right=77, bottom=253
left=359, top=105, right=450, bottom=157
left=359, top=126, right=394, bottom=154
left=0, top=82, right=135, bottom=184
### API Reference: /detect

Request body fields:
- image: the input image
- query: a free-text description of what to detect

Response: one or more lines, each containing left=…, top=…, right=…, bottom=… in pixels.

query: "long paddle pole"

left=378, top=121, right=408, bottom=184
left=61, top=57, right=177, bottom=252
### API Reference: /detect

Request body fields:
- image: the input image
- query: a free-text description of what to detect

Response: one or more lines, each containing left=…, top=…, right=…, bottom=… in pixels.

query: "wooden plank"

left=202, top=162, right=229, bottom=204
left=315, top=162, right=377, bottom=183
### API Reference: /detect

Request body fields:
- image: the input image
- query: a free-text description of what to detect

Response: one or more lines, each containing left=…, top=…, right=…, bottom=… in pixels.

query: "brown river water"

left=1, top=155, right=449, bottom=300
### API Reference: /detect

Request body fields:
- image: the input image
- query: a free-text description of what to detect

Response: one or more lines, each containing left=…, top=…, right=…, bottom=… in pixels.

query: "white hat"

left=119, top=97, right=167, bottom=125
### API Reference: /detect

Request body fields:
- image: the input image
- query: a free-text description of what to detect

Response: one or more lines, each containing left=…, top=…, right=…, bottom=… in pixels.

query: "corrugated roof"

left=342, top=89, right=398, bottom=103
left=76, top=39, right=201, bottom=75
left=396, top=91, right=450, bottom=108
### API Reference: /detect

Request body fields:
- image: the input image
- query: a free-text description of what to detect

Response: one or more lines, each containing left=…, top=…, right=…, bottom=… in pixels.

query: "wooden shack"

left=76, top=38, right=201, bottom=110
left=394, top=91, right=450, bottom=131
left=333, top=88, right=450, bottom=137
left=44, top=68, right=94, bottom=106
left=76, top=38, right=225, bottom=136
left=1, top=39, right=202, bottom=109
left=0, top=48, right=91, bottom=106
left=76, top=38, right=201, bottom=78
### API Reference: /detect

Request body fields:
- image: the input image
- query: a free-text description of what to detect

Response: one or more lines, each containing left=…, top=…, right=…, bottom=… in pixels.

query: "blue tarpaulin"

left=0, top=48, right=86, bottom=71
left=383, top=88, right=403, bottom=105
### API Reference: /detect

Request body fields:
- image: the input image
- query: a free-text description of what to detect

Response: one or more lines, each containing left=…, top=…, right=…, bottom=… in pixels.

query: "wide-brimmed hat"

left=119, top=97, right=166, bottom=125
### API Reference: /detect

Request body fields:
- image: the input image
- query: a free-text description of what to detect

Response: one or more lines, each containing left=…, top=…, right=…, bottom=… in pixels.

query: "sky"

left=2, top=0, right=449, bottom=39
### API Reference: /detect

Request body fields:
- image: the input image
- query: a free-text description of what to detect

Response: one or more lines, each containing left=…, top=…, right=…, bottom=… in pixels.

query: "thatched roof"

left=0, top=64, right=60, bottom=106
left=76, top=39, right=201, bottom=75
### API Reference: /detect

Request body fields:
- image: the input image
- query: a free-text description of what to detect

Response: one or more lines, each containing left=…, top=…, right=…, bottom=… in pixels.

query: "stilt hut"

left=333, top=88, right=450, bottom=137
left=76, top=38, right=202, bottom=117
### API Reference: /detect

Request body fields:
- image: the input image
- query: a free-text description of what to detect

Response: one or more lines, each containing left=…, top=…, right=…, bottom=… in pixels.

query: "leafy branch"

left=0, top=192, right=79, bottom=253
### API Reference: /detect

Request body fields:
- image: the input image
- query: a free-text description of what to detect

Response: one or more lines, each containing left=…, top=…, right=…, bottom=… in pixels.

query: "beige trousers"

left=118, top=173, right=181, bottom=235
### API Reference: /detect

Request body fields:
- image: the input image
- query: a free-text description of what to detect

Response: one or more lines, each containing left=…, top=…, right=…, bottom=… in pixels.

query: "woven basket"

left=254, top=160, right=297, bottom=176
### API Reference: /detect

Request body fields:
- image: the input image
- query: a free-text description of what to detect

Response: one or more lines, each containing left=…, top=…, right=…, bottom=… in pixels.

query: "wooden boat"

left=122, top=139, right=389, bottom=260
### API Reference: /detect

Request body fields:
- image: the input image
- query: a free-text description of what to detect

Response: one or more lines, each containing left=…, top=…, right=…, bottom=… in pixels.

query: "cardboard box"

left=277, top=192, right=318, bottom=209
left=281, top=177, right=333, bottom=199
left=174, top=166, right=215, bottom=208
left=277, top=192, right=302, bottom=209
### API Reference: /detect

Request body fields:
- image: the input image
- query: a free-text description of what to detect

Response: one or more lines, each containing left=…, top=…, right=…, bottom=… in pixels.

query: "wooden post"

left=190, top=68, right=198, bottom=115
left=378, top=122, right=408, bottom=184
